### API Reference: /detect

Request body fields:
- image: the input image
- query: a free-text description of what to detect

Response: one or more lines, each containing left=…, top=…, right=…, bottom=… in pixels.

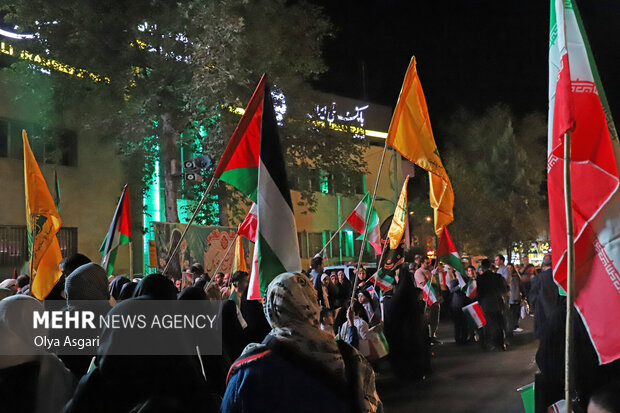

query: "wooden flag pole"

left=128, top=241, right=134, bottom=280
left=162, top=176, right=217, bottom=275
left=204, top=232, right=238, bottom=292
left=351, top=142, right=388, bottom=303
left=563, top=131, right=575, bottom=411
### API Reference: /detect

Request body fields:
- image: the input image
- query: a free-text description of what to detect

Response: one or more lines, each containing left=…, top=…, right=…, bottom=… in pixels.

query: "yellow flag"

left=233, top=231, right=248, bottom=273
left=23, top=130, right=63, bottom=299
left=388, top=176, right=409, bottom=249
left=386, top=57, right=454, bottom=236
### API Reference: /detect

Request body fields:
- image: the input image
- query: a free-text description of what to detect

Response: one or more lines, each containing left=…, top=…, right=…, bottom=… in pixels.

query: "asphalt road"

left=377, top=314, right=538, bottom=413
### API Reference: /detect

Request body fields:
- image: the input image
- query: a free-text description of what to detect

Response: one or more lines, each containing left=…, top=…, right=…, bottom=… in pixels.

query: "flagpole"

left=373, top=235, right=390, bottom=290
left=128, top=241, right=134, bottom=280
left=318, top=219, right=350, bottom=257
left=563, top=131, right=575, bottom=411
left=204, top=232, right=238, bottom=292
left=162, top=176, right=217, bottom=275
left=29, top=215, right=35, bottom=290
left=351, top=142, right=389, bottom=303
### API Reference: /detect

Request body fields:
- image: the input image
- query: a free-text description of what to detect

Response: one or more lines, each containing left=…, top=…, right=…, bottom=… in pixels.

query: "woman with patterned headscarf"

left=222, top=272, right=382, bottom=413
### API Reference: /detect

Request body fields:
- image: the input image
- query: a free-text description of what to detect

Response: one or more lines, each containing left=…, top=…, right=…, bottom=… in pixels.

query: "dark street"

left=379, top=316, right=537, bottom=412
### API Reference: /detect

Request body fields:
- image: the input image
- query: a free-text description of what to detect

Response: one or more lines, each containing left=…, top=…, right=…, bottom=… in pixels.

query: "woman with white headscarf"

left=222, top=272, right=381, bottom=413
left=0, top=295, right=74, bottom=413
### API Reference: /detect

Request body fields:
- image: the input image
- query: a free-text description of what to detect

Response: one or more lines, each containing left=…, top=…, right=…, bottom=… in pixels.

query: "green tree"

left=440, top=104, right=548, bottom=258
left=1, top=0, right=367, bottom=226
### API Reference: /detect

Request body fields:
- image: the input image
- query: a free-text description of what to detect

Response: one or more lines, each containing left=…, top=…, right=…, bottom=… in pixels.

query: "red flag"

left=237, top=203, right=257, bottom=242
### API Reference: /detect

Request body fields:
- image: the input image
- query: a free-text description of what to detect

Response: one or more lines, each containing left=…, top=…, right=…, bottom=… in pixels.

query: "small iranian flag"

left=346, top=193, right=382, bottom=255
left=422, top=281, right=437, bottom=306
left=370, top=269, right=394, bottom=291
left=462, top=301, right=486, bottom=328
left=437, top=227, right=466, bottom=284
left=465, top=279, right=477, bottom=299
left=548, top=399, right=567, bottom=413
left=100, top=185, right=132, bottom=276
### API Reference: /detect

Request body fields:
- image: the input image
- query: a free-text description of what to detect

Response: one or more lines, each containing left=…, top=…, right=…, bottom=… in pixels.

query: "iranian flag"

left=345, top=193, right=382, bottom=255
left=369, top=269, right=394, bottom=291
left=422, top=281, right=437, bottom=306
left=548, top=0, right=620, bottom=363
left=465, top=279, right=477, bottom=300
left=214, top=75, right=301, bottom=299
left=100, top=185, right=132, bottom=276
left=437, top=227, right=466, bottom=286
left=462, top=301, right=486, bottom=329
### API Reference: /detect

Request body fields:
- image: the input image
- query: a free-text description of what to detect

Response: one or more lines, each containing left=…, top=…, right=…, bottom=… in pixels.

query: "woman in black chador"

left=383, top=265, right=431, bottom=381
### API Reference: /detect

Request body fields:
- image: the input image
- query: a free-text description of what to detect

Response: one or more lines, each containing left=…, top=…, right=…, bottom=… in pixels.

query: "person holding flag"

left=415, top=257, right=441, bottom=343
left=476, top=259, right=508, bottom=351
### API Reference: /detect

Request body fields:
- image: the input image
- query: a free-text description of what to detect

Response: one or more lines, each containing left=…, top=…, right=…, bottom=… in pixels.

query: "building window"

left=0, top=117, right=78, bottom=167
left=0, top=119, right=8, bottom=158
left=0, top=225, right=78, bottom=268
left=290, top=169, right=365, bottom=196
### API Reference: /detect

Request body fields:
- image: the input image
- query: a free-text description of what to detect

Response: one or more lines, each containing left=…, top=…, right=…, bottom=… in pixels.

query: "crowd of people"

left=1, top=250, right=620, bottom=412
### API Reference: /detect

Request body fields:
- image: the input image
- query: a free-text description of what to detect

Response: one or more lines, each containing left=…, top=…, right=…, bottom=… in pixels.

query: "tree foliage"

left=439, top=104, right=548, bottom=257
left=1, top=0, right=367, bottom=225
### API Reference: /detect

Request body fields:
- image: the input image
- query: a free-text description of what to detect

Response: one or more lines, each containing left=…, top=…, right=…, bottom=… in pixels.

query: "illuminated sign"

left=312, top=102, right=368, bottom=139
left=228, top=101, right=388, bottom=139
left=0, top=40, right=110, bottom=83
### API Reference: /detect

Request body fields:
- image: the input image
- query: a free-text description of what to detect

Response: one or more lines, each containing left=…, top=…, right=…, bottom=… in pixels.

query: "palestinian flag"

left=437, top=227, right=466, bottom=282
left=422, top=281, right=437, bottom=306
left=465, top=279, right=477, bottom=299
left=100, top=185, right=132, bottom=276
left=370, top=269, right=394, bottom=291
left=212, top=76, right=264, bottom=202
left=217, top=75, right=301, bottom=299
left=462, top=301, right=486, bottom=328
left=346, top=193, right=382, bottom=255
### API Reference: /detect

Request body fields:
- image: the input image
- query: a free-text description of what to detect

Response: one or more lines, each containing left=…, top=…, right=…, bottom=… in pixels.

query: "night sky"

left=311, top=0, right=620, bottom=125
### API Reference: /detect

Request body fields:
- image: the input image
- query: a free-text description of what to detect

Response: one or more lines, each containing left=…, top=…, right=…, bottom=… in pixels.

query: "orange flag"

left=233, top=230, right=248, bottom=273
left=386, top=57, right=454, bottom=236
left=23, top=130, right=63, bottom=299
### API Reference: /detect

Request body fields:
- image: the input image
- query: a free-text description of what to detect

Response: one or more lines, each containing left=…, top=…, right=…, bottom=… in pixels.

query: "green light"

left=319, top=172, right=329, bottom=194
